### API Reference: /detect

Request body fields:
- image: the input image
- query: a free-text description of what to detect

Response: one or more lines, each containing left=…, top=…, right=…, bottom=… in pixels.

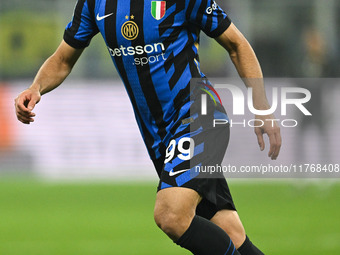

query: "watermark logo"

left=198, top=81, right=312, bottom=128
left=200, top=82, right=223, bottom=115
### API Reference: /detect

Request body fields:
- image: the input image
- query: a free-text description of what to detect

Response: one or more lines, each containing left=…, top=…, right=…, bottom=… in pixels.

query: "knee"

left=217, top=221, right=245, bottom=248
left=226, top=227, right=246, bottom=249
left=154, top=206, right=192, bottom=241
left=211, top=210, right=246, bottom=248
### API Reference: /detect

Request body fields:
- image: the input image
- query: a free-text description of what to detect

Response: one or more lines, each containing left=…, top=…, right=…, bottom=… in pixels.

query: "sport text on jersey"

left=107, top=43, right=167, bottom=66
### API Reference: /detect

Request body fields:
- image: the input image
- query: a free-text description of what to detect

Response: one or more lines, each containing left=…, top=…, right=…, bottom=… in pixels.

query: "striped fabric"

left=64, top=0, right=231, bottom=160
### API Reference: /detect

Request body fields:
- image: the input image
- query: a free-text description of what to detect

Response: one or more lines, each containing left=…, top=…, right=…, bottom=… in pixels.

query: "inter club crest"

left=151, top=1, right=166, bottom=20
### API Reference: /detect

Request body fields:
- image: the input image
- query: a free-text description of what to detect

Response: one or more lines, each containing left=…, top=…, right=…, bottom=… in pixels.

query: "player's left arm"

left=215, top=23, right=282, bottom=160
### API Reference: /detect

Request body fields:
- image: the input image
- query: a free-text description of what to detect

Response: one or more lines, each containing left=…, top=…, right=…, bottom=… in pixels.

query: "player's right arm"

left=14, top=40, right=83, bottom=124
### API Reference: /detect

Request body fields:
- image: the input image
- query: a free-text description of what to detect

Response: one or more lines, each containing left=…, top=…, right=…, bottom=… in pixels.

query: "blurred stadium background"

left=1, top=0, right=340, bottom=254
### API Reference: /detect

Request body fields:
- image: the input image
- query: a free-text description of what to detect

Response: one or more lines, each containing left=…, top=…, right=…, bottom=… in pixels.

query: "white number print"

left=164, top=138, right=195, bottom=164
left=206, top=1, right=218, bottom=15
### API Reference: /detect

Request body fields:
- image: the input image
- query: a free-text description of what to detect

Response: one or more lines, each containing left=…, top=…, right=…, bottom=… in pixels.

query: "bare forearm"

left=29, top=40, right=83, bottom=95
left=216, top=24, right=282, bottom=159
left=216, top=24, right=270, bottom=110
left=30, top=54, right=72, bottom=95
left=229, top=38, right=262, bottom=78
left=15, top=41, right=82, bottom=125
left=230, top=40, right=270, bottom=110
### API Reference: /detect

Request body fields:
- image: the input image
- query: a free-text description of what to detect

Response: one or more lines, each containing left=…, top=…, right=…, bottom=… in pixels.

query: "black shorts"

left=153, top=88, right=236, bottom=220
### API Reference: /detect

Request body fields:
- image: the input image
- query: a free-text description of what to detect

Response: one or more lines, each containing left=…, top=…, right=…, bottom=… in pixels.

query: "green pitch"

left=0, top=179, right=339, bottom=255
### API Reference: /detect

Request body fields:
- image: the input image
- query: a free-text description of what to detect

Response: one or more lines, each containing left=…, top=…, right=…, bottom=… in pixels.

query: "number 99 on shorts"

left=164, top=137, right=195, bottom=164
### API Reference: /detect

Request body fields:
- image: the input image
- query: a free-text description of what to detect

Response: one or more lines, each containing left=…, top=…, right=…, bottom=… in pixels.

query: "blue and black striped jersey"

left=64, top=0, right=231, bottom=160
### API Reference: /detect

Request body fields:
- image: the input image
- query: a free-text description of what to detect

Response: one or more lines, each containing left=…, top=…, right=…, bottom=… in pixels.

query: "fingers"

left=15, top=95, right=30, bottom=114
left=16, top=115, right=31, bottom=124
left=254, top=128, right=265, bottom=151
left=14, top=90, right=40, bottom=124
left=255, top=125, right=282, bottom=160
left=16, top=110, right=35, bottom=124
left=27, top=98, right=37, bottom=111
left=273, top=130, right=282, bottom=159
left=267, top=128, right=282, bottom=160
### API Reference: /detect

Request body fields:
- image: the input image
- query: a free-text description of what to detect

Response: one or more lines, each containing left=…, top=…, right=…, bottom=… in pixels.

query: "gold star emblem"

left=125, top=15, right=129, bottom=20
left=130, top=15, right=135, bottom=20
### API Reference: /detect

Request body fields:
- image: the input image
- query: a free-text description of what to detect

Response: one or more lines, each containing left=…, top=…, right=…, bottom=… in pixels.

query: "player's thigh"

left=210, top=209, right=246, bottom=248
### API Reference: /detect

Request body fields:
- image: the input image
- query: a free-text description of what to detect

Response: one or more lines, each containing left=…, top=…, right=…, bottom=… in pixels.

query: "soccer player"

left=14, top=0, right=281, bottom=254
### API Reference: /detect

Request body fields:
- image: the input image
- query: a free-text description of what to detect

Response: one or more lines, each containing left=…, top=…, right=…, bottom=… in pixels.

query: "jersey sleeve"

left=186, top=0, right=231, bottom=38
left=63, top=0, right=99, bottom=49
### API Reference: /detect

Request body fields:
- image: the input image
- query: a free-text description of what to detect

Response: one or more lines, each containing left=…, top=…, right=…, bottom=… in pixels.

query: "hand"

left=254, top=115, right=282, bottom=160
left=14, top=87, right=41, bottom=124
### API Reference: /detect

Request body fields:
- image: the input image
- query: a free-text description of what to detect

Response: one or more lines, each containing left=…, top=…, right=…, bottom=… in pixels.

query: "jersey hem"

left=63, top=30, right=91, bottom=49
left=206, top=16, right=232, bottom=38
